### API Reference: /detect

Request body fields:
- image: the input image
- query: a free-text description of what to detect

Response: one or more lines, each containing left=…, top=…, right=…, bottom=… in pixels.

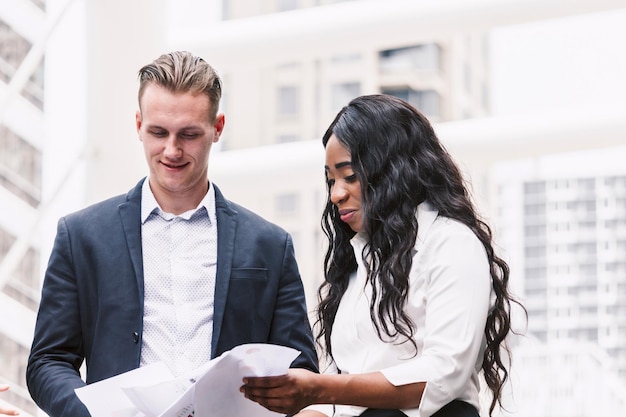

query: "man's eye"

left=150, top=130, right=167, bottom=137
left=181, top=133, right=199, bottom=139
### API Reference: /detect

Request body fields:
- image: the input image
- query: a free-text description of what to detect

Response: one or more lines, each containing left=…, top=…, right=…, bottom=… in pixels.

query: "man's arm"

left=268, top=233, right=318, bottom=372
left=26, top=218, right=90, bottom=417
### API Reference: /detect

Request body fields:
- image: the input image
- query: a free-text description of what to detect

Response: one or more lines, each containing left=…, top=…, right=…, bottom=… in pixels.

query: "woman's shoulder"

left=414, top=205, right=484, bottom=260
left=416, top=202, right=477, bottom=244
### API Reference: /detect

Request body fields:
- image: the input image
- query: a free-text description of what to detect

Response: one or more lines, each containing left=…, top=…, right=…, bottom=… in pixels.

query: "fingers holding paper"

left=240, top=368, right=319, bottom=415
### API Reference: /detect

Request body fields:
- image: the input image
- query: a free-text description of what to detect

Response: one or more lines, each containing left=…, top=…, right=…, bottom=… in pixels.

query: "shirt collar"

left=141, top=178, right=216, bottom=224
left=414, top=200, right=438, bottom=250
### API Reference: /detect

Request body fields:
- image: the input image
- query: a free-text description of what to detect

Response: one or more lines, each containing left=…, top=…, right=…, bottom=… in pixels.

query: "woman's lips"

left=339, top=209, right=355, bottom=223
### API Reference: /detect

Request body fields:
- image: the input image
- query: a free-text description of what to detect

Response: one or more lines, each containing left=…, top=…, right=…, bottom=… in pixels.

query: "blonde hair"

left=137, top=51, right=222, bottom=121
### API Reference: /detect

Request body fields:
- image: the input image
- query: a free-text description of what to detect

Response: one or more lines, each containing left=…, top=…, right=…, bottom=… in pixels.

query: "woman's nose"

left=330, top=184, right=348, bottom=205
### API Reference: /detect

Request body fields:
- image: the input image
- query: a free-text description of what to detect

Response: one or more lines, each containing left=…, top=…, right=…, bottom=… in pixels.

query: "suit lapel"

left=118, top=180, right=145, bottom=307
left=211, top=185, right=237, bottom=357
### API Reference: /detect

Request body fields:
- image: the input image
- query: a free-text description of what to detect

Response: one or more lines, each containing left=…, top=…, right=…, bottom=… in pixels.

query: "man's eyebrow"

left=145, top=123, right=169, bottom=131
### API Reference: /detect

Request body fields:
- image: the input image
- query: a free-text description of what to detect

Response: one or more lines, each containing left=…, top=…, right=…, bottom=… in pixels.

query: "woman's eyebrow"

left=325, top=161, right=351, bottom=170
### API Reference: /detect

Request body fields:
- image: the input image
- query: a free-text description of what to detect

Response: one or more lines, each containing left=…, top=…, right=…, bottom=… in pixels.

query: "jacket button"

left=133, top=332, right=139, bottom=344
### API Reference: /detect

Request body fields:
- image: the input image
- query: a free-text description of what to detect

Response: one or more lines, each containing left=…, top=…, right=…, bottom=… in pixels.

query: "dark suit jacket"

left=26, top=179, right=318, bottom=417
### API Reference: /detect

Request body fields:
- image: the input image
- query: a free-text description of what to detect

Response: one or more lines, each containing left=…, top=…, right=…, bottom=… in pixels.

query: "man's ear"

left=136, top=110, right=143, bottom=137
left=214, top=113, right=225, bottom=142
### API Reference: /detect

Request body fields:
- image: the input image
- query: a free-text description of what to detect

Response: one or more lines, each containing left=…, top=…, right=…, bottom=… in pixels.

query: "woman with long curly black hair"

left=241, top=94, right=524, bottom=417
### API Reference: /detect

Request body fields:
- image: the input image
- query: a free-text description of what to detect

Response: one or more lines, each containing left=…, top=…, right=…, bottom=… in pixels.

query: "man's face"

left=136, top=84, right=224, bottom=207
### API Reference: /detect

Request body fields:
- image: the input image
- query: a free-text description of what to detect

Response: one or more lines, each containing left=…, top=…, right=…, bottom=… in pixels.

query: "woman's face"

left=325, top=134, right=364, bottom=233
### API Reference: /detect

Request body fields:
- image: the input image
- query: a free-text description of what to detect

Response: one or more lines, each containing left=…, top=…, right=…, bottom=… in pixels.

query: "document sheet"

left=75, top=343, right=300, bottom=417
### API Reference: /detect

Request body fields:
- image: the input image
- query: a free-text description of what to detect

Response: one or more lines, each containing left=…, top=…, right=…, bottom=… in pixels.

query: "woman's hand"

left=240, top=368, right=319, bottom=415
left=0, top=385, right=19, bottom=416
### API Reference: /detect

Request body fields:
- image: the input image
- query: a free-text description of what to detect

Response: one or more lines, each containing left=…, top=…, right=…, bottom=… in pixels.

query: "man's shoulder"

left=220, top=198, right=288, bottom=238
left=63, top=180, right=142, bottom=221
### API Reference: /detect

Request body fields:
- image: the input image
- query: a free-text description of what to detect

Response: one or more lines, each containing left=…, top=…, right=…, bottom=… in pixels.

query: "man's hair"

left=137, top=51, right=222, bottom=121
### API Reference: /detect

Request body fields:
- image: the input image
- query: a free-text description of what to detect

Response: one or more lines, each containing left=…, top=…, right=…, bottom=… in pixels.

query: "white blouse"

left=310, top=202, right=494, bottom=417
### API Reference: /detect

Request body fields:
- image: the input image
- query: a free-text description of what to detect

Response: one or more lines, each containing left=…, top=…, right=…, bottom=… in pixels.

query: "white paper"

left=75, top=343, right=300, bottom=417
left=75, top=362, right=173, bottom=417
left=194, top=344, right=298, bottom=417
left=122, top=375, right=195, bottom=417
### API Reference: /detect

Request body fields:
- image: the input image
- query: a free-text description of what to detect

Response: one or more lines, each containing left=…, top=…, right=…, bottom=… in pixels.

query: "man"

left=26, top=51, right=318, bottom=417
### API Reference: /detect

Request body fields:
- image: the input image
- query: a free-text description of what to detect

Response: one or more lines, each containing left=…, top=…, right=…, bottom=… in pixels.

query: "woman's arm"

left=241, top=368, right=425, bottom=415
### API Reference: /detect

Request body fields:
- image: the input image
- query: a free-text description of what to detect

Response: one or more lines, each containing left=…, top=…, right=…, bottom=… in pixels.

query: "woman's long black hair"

left=317, top=94, right=524, bottom=416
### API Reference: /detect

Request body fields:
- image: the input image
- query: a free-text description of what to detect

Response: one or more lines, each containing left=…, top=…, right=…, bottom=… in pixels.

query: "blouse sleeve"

left=380, top=222, right=493, bottom=416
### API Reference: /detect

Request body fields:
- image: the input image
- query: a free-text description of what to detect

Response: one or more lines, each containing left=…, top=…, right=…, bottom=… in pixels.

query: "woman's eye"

left=345, top=174, right=357, bottom=183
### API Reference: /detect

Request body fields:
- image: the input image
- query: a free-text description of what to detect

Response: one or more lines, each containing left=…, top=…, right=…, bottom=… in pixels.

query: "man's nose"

left=163, top=136, right=182, bottom=158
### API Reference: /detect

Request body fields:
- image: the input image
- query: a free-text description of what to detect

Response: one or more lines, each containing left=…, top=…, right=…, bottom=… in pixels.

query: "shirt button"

left=133, top=332, right=139, bottom=344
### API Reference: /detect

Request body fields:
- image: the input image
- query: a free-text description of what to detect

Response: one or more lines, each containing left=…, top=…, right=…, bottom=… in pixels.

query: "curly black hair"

left=317, top=94, right=524, bottom=416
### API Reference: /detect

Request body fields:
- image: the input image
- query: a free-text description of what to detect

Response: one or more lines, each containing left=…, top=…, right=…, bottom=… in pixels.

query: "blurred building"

left=494, top=147, right=626, bottom=415
left=499, top=338, right=626, bottom=416
left=0, top=1, right=491, bottom=412
left=0, top=0, right=45, bottom=415
left=189, top=0, right=490, bottom=150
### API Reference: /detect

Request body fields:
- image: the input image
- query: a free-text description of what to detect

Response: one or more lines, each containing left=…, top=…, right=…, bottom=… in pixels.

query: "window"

left=277, top=86, right=299, bottom=117
left=381, top=88, right=440, bottom=118
left=0, top=126, right=42, bottom=206
left=525, top=245, right=546, bottom=258
left=524, top=181, right=546, bottom=195
left=277, top=0, right=299, bottom=11
left=0, top=21, right=44, bottom=109
left=524, top=224, right=545, bottom=238
left=330, top=53, right=362, bottom=65
left=331, top=82, right=360, bottom=111
left=276, top=134, right=299, bottom=144
left=379, top=44, right=441, bottom=72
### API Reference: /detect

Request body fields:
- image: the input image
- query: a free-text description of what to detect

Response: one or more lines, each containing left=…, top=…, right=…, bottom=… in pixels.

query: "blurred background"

left=1, top=0, right=626, bottom=415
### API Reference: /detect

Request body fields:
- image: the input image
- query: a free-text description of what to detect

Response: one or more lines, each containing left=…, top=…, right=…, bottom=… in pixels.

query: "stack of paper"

left=75, top=343, right=300, bottom=417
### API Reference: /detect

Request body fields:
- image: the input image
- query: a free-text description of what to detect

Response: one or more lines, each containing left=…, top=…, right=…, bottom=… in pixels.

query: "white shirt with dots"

left=139, top=178, right=217, bottom=377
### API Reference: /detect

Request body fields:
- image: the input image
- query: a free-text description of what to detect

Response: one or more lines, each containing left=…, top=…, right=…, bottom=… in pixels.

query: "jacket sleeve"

left=268, top=233, right=319, bottom=372
left=26, top=218, right=91, bottom=417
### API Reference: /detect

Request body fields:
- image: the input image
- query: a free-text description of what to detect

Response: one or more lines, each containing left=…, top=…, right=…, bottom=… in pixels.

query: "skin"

left=239, top=135, right=426, bottom=416
left=0, top=385, right=19, bottom=416
left=324, top=134, right=364, bottom=233
left=136, top=83, right=225, bottom=215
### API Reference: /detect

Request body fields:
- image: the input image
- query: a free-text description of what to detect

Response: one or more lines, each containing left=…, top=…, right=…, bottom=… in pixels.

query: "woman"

left=241, top=95, right=523, bottom=417
left=0, top=385, right=19, bottom=416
